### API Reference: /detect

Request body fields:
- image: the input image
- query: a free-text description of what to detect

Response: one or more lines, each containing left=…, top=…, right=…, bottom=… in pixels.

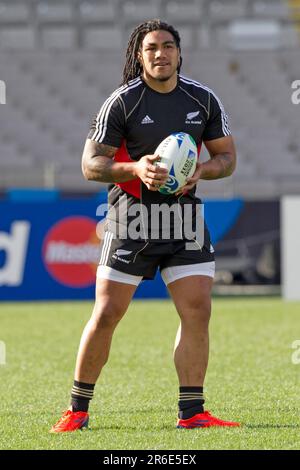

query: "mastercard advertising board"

left=42, top=216, right=100, bottom=289
left=0, top=195, right=168, bottom=300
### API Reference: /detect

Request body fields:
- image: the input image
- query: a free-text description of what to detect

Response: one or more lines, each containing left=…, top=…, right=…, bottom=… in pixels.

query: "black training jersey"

left=88, top=74, right=231, bottom=240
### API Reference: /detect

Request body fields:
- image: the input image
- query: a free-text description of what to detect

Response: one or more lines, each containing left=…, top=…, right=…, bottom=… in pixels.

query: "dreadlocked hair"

left=122, top=19, right=182, bottom=85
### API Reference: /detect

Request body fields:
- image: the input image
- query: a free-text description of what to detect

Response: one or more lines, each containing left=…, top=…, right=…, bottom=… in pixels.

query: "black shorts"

left=98, top=229, right=215, bottom=281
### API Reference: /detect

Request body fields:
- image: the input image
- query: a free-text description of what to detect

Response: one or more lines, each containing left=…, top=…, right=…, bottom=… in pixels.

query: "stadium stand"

left=0, top=2, right=30, bottom=23
left=164, top=1, right=203, bottom=23
left=0, top=0, right=299, bottom=197
left=79, top=2, right=116, bottom=23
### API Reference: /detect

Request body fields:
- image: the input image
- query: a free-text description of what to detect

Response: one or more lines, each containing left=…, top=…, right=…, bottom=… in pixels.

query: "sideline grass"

left=0, top=298, right=300, bottom=450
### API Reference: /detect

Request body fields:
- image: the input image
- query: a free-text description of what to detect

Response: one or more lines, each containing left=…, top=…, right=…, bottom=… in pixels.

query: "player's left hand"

left=176, top=162, right=202, bottom=196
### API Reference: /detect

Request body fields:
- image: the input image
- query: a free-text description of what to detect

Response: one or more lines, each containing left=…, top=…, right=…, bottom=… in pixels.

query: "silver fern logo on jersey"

left=115, top=250, right=132, bottom=257
left=0, top=80, right=6, bottom=104
left=113, top=249, right=133, bottom=264
left=185, top=111, right=202, bottom=124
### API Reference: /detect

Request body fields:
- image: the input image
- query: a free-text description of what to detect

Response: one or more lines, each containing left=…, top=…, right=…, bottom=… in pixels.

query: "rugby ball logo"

left=159, top=165, right=179, bottom=194
left=154, top=132, right=197, bottom=194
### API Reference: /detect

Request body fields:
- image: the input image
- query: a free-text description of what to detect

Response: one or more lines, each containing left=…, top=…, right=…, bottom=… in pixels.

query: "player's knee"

left=181, top=298, right=211, bottom=326
left=91, top=301, right=125, bottom=330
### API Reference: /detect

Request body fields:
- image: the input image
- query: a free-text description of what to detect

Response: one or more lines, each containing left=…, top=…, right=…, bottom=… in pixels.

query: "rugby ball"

left=154, top=132, right=197, bottom=194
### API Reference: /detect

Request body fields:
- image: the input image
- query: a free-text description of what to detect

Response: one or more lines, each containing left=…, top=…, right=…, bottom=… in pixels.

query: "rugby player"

left=50, top=19, right=239, bottom=432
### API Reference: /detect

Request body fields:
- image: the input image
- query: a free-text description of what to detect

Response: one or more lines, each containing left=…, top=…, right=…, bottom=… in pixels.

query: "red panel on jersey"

left=197, top=142, right=202, bottom=159
left=114, top=141, right=141, bottom=199
left=113, top=140, right=201, bottom=199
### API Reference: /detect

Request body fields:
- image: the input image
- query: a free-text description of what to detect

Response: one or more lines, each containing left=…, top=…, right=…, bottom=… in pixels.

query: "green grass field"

left=0, top=298, right=300, bottom=450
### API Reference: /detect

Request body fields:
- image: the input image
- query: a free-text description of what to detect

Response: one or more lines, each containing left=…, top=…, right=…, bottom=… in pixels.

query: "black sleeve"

left=87, top=95, right=125, bottom=148
left=202, top=92, right=231, bottom=141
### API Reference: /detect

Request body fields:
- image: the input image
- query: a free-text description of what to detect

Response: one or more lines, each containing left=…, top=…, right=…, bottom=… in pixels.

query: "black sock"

left=71, top=380, right=95, bottom=413
left=178, top=386, right=205, bottom=419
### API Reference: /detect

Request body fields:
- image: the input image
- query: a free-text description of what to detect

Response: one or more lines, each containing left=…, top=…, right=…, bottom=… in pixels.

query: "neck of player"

left=142, top=71, right=178, bottom=94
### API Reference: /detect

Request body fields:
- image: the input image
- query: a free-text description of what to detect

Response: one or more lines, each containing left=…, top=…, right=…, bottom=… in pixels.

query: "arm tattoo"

left=92, top=143, right=117, bottom=159
left=211, top=153, right=235, bottom=179
left=199, top=153, right=235, bottom=180
left=84, top=141, right=136, bottom=183
left=84, top=142, right=118, bottom=182
left=215, top=153, right=234, bottom=178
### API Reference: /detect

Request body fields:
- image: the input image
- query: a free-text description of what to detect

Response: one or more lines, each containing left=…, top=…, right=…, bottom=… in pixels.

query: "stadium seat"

left=176, top=27, right=195, bottom=49
left=41, top=27, right=77, bottom=50
left=36, top=1, right=73, bottom=23
left=0, top=27, right=35, bottom=50
left=79, top=1, right=115, bottom=23
left=83, top=28, right=123, bottom=50
left=69, top=50, right=123, bottom=75
left=196, top=26, right=212, bottom=49
left=280, top=26, right=300, bottom=48
left=196, top=176, right=236, bottom=199
left=281, top=51, right=300, bottom=76
left=222, top=20, right=283, bottom=50
left=209, top=1, right=248, bottom=21
left=234, top=157, right=257, bottom=177
left=165, top=1, right=203, bottom=23
left=79, top=60, right=123, bottom=92
left=0, top=2, right=30, bottom=22
left=232, top=177, right=277, bottom=198
left=252, top=1, right=291, bottom=20
left=122, top=2, right=160, bottom=23
left=277, top=176, right=300, bottom=195
left=69, top=88, right=105, bottom=116
left=0, top=142, right=33, bottom=167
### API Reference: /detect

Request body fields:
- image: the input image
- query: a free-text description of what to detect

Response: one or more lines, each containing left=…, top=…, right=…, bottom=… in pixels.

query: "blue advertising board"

left=0, top=192, right=243, bottom=301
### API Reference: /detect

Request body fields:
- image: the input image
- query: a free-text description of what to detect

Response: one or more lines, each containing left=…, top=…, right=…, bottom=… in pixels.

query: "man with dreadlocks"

left=50, top=19, right=239, bottom=433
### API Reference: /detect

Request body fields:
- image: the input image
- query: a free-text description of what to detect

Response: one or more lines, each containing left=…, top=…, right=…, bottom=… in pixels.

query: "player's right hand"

left=134, top=154, right=169, bottom=191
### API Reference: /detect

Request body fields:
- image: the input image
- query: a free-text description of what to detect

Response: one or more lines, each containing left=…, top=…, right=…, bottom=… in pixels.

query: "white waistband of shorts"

left=161, top=262, right=215, bottom=286
left=97, top=265, right=143, bottom=286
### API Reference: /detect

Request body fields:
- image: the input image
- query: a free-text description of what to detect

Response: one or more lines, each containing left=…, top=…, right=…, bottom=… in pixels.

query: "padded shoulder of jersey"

left=180, top=75, right=216, bottom=113
left=110, top=77, right=145, bottom=119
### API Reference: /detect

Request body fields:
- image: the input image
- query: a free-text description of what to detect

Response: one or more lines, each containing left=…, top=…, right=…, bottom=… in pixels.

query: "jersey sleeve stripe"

left=91, top=77, right=141, bottom=141
left=91, top=78, right=140, bottom=142
left=91, top=78, right=142, bottom=143
left=179, top=75, right=231, bottom=137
